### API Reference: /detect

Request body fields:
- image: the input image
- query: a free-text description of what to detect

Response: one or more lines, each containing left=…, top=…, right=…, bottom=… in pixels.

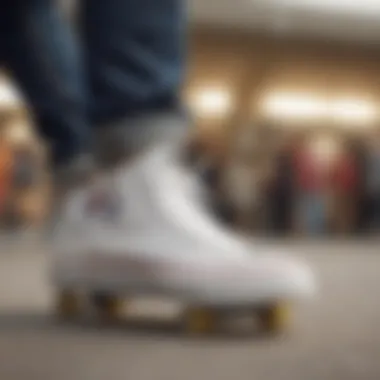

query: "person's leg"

left=81, top=0, right=185, bottom=125
left=80, top=0, right=187, bottom=166
left=373, top=195, right=380, bottom=232
left=0, top=0, right=89, bottom=168
left=49, top=0, right=316, bottom=311
left=316, top=193, right=326, bottom=236
left=307, top=193, right=319, bottom=236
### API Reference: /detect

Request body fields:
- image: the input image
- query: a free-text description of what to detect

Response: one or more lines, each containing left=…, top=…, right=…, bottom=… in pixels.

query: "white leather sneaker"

left=52, top=138, right=315, bottom=311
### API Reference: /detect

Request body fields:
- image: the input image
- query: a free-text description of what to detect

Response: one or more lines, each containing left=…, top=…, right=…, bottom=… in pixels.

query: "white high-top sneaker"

left=52, top=137, right=316, bottom=334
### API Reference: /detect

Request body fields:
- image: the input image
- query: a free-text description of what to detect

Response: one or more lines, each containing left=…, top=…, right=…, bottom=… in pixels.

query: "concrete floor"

left=1, top=238, right=380, bottom=380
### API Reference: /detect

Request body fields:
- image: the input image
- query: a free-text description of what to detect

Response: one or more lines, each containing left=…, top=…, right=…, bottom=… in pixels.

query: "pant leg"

left=305, top=193, right=323, bottom=236
left=314, top=194, right=326, bottom=235
left=80, top=0, right=186, bottom=126
left=0, top=0, right=89, bottom=166
left=373, top=196, right=380, bottom=230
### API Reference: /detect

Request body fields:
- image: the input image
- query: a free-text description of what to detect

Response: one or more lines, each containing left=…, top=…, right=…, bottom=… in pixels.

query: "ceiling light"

left=189, top=87, right=233, bottom=119
left=0, top=82, right=23, bottom=107
left=262, top=93, right=327, bottom=120
left=330, top=99, right=378, bottom=124
left=275, top=0, right=380, bottom=17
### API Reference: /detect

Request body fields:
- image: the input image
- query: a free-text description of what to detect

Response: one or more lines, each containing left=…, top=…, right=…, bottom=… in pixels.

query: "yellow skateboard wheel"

left=184, top=307, right=218, bottom=335
left=257, top=303, right=291, bottom=334
left=56, top=290, right=81, bottom=319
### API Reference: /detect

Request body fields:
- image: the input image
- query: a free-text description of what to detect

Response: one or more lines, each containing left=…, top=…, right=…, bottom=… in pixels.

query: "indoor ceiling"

left=190, top=0, right=380, bottom=43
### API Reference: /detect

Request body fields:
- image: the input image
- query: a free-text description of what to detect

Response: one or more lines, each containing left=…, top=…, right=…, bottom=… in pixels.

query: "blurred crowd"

left=1, top=112, right=380, bottom=239
left=196, top=127, right=380, bottom=238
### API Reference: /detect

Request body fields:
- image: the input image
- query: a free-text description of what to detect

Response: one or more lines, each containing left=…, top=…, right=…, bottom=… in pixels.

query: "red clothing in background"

left=294, top=149, right=325, bottom=192
left=331, top=154, right=358, bottom=194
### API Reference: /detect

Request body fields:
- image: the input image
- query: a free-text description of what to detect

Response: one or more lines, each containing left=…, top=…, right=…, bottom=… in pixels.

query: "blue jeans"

left=0, top=0, right=185, bottom=165
left=300, top=193, right=326, bottom=236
